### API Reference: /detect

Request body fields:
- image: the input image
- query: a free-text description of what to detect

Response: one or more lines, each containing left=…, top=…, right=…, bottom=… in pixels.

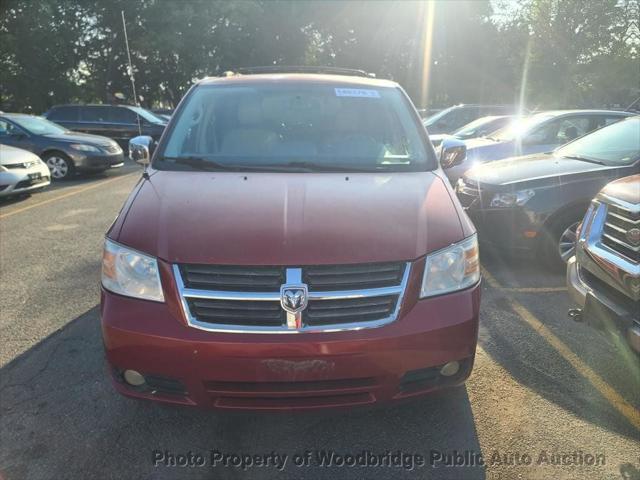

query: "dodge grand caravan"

left=101, top=70, right=481, bottom=410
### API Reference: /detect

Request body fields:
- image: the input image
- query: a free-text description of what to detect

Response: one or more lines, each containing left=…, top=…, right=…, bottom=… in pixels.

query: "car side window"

left=0, top=120, right=21, bottom=137
left=80, top=106, right=109, bottom=123
left=527, top=116, right=591, bottom=145
left=49, top=106, right=78, bottom=122
left=109, top=107, right=138, bottom=125
left=594, top=115, right=624, bottom=129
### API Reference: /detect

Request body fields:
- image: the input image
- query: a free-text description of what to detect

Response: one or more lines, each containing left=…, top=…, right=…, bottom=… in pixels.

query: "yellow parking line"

left=482, top=267, right=640, bottom=431
left=0, top=172, right=139, bottom=220
left=502, top=286, right=568, bottom=293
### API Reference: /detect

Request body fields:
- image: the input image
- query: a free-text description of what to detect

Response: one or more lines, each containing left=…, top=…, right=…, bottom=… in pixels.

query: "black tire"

left=43, top=151, right=75, bottom=180
left=539, top=210, right=583, bottom=270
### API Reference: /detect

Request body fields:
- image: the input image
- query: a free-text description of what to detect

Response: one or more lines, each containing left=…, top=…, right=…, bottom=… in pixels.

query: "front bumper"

left=465, top=206, right=541, bottom=254
left=0, top=163, right=51, bottom=197
left=101, top=277, right=481, bottom=411
left=69, top=151, right=125, bottom=171
left=567, top=257, right=640, bottom=353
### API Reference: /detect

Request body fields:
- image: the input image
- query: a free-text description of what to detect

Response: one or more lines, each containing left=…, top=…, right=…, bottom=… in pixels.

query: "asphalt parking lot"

left=1, top=163, right=639, bottom=480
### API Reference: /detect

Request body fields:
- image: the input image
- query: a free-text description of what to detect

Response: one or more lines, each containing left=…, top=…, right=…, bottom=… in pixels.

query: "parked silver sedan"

left=0, top=144, right=51, bottom=198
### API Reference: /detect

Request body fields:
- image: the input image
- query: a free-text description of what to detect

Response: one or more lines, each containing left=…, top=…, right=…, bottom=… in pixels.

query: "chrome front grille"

left=602, top=204, right=640, bottom=263
left=174, top=262, right=410, bottom=333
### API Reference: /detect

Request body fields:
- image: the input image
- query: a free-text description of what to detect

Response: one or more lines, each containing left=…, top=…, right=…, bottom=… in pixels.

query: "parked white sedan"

left=0, top=144, right=51, bottom=198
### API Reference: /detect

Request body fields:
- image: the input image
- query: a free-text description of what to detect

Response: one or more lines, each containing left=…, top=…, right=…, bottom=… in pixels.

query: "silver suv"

left=567, top=174, right=640, bottom=354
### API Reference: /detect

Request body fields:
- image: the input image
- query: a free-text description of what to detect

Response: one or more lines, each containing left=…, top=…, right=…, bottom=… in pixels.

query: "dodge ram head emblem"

left=626, top=228, right=640, bottom=246
left=280, top=285, right=308, bottom=314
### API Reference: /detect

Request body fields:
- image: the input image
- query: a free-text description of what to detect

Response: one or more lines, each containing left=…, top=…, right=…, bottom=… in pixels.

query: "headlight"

left=101, top=238, right=164, bottom=302
left=420, top=234, right=480, bottom=298
left=489, top=189, right=535, bottom=208
left=71, top=144, right=100, bottom=152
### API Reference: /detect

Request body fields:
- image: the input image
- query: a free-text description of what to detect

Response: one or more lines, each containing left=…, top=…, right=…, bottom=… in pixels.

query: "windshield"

left=557, top=117, right=640, bottom=166
left=129, top=106, right=166, bottom=125
left=11, top=116, right=67, bottom=135
left=489, top=113, right=554, bottom=141
left=423, top=106, right=456, bottom=127
left=159, top=84, right=432, bottom=172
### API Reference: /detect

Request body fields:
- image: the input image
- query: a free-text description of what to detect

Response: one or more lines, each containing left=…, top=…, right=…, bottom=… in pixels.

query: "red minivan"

left=101, top=70, right=481, bottom=410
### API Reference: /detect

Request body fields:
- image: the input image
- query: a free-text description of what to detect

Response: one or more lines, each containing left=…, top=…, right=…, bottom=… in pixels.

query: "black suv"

left=44, top=104, right=167, bottom=150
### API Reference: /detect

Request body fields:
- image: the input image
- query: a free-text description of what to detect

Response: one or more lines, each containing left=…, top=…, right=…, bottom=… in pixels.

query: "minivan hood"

left=465, top=153, right=620, bottom=186
left=44, top=131, right=115, bottom=146
left=115, top=171, right=465, bottom=265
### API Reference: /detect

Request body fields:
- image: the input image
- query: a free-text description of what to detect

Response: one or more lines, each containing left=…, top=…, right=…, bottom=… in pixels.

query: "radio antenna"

left=121, top=10, right=148, bottom=178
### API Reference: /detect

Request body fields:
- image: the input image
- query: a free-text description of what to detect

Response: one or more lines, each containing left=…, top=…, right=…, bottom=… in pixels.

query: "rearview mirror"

left=439, top=138, right=467, bottom=169
left=129, top=135, right=154, bottom=165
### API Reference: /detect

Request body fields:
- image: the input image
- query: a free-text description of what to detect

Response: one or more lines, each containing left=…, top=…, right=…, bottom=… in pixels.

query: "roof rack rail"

left=231, top=66, right=376, bottom=78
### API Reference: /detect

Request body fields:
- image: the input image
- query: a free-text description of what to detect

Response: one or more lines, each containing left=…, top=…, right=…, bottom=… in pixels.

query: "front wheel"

left=44, top=152, right=75, bottom=180
left=540, top=214, right=582, bottom=270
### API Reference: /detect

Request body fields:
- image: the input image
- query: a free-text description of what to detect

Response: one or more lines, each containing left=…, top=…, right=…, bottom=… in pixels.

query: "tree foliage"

left=0, top=0, right=637, bottom=113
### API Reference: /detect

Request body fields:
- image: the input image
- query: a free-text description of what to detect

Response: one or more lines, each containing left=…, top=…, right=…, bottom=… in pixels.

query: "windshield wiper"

left=561, top=155, right=606, bottom=166
left=161, top=156, right=236, bottom=171
left=269, top=161, right=382, bottom=172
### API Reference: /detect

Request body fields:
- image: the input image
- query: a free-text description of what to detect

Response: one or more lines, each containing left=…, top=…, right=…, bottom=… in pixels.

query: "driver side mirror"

left=129, top=135, right=155, bottom=165
left=439, top=138, right=467, bottom=169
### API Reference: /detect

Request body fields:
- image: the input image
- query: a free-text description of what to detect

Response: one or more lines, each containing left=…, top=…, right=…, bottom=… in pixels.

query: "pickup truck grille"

left=602, top=204, right=640, bottom=263
left=174, top=262, right=410, bottom=333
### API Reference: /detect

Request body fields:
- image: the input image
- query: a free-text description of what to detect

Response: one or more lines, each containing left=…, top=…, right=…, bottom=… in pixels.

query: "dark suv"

left=44, top=104, right=167, bottom=150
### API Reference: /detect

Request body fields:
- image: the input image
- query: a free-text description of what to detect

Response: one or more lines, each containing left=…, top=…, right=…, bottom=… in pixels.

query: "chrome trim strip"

left=178, top=284, right=405, bottom=302
left=602, top=232, right=640, bottom=252
left=607, top=211, right=640, bottom=225
left=604, top=222, right=627, bottom=234
left=172, top=263, right=412, bottom=334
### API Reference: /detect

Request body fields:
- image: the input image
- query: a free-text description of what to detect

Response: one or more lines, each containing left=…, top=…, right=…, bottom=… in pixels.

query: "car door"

left=46, top=106, right=80, bottom=131
left=108, top=107, right=140, bottom=149
left=77, top=106, right=112, bottom=138
left=0, top=119, right=37, bottom=153
left=521, top=115, right=592, bottom=155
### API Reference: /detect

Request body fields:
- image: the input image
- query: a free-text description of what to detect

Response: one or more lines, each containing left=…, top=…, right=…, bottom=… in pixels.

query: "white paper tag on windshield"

left=335, top=88, right=380, bottom=98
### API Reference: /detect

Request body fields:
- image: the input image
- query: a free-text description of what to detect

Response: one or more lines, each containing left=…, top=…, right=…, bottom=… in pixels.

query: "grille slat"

left=601, top=206, right=640, bottom=263
left=304, top=263, right=405, bottom=291
left=305, top=295, right=397, bottom=326
left=187, top=298, right=284, bottom=326
left=180, top=265, right=284, bottom=291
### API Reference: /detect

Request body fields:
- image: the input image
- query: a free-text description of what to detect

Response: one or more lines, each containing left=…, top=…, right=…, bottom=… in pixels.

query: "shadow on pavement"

left=0, top=307, right=485, bottom=480
left=478, top=281, right=640, bottom=444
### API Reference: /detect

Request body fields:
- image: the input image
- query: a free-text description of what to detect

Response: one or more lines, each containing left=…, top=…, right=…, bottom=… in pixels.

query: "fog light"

left=440, top=361, right=460, bottom=377
left=123, top=369, right=146, bottom=386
